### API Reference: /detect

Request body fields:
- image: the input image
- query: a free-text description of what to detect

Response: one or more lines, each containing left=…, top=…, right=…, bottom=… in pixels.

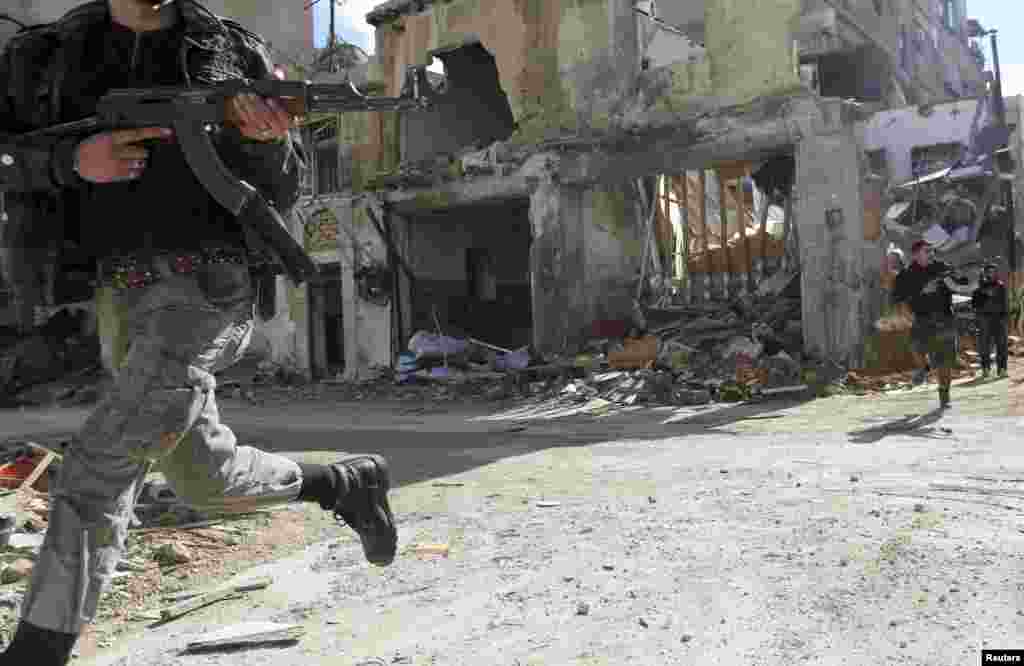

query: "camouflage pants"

left=21, top=259, right=303, bottom=635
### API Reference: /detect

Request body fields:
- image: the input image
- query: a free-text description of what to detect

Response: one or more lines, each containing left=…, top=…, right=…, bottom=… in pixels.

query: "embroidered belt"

left=98, top=247, right=268, bottom=290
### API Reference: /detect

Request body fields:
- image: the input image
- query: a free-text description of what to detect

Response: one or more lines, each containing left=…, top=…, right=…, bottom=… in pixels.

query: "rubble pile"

left=535, top=295, right=809, bottom=408
left=382, top=275, right=814, bottom=408
left=0, top=307, right=104, bottom=408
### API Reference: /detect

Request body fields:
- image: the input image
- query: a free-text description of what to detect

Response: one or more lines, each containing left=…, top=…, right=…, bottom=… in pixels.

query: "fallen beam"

left=382, top=171, right=531, bottom=215
left=557, top=100, right=810, bottom=187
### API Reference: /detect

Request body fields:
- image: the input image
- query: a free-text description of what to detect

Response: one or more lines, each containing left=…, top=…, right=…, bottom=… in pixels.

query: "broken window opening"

left=910, top=142, right=964, bottom=177
left=399, top=42, right=515, bottom=165
left=654, top=162, right=798, bottom=305
left=817, top=47, right=886, bottom=102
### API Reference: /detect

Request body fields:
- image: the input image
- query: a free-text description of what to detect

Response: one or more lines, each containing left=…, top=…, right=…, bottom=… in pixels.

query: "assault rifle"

left=12, top=65, right=437, bottom=284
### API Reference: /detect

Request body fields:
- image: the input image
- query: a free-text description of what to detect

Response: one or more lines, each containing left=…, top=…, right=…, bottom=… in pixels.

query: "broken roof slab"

left=380, top=93, right=831, bottom=215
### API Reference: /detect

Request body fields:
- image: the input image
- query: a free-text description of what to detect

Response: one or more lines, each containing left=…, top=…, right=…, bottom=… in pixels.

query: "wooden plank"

left=19, top=452, right=55, bottom=492
left=674, top=175, right=690, bottom=301
left=759, top=191, right=771, bottom=274
left=186, top=622, right=305, bottom=652
left=733, top=176, right=754, bottom=294
left=718, top=171, right=731, bottom=298
left=699, top=171, right=712, bottom=301
left=782, top=194, right=793, bottom=272
left=159, top=588, right=243, bottom=622
left=159, top=576, right=274, bottom=621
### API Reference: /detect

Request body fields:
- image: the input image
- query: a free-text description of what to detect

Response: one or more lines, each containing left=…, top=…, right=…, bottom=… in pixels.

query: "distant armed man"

left=891, top=240, right=974, bottom=409
left=972, top=262, right=1008, bottom=379
left=0, top=1, right=396, bottom=663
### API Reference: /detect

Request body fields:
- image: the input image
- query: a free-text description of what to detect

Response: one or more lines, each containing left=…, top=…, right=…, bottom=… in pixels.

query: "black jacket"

left=0, top=0, right=307, bottom=319
left=972, top=278, right=1008, bottom=317
left=891, top=260, right=965, bottom=319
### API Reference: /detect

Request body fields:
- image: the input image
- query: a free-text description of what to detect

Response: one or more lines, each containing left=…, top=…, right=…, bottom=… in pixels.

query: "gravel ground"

left=0, top=359, right=1019, bottom=665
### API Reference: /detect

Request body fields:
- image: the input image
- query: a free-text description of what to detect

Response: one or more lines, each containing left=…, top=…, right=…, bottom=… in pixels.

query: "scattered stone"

left=849, top=474, right=860, bottom=483
left=913, top=503, right=926, bottom=513
left=412, top=543, right=450, bottom=558
left=576, top=601, right=590, bottom=616
left=1, top=559, right=34, bottom=584
left=0, top=591, right=22, bottom=610
left=681, top=633, right=694, bottom=644
left=7, top=532, right=44, bottom=551
left=638, top=617, right=649, bottom=628
left=602, top=564, right=615, bottom=571
left=153, top=542, right=193, bottom=566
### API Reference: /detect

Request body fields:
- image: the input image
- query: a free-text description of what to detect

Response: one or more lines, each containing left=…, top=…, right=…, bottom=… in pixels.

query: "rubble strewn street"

left=0, top=355, right=1014, bottom=665
left=2, top=0, right=1023, bottom=663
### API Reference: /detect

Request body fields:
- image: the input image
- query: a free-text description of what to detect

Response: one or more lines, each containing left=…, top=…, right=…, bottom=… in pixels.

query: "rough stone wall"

left=369, top=0, right=637, bottom=146
left=704, top=0, right=802, bottom=104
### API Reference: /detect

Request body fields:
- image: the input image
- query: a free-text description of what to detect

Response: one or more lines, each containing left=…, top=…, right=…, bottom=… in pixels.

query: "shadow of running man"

left=847, top=407, right=950, bottom=445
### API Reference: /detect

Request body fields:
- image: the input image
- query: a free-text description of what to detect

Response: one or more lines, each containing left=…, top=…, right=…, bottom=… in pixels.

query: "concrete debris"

left=0, top=307, right=102, bottom=406
left=0, top=558, right=33, bottom=584
left=6, top=532, right=43, bottom=551
left=412, top=543, right=450, bottom=558
left=379, top=291, right=819, bottom=407
left=0, top=591, right=22, bottom=610
left=153, top=542, right=193, bottom=566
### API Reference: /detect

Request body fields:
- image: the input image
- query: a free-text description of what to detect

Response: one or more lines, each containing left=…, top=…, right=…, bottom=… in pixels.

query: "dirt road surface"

left=3, top=367, right=1022, bottom=666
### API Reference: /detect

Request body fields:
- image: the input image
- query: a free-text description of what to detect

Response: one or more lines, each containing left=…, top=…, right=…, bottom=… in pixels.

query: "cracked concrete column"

left=793, top=99, right=880, bottom=369
left=529, top=176, right=641, bottom=355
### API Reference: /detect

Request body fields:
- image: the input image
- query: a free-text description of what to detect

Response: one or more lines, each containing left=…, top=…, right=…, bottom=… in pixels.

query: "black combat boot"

left=296, top=455, right=397, bottom=566
left=938, top=387, right=951, bottom=409
left=0, top=621, right=78, bottom=665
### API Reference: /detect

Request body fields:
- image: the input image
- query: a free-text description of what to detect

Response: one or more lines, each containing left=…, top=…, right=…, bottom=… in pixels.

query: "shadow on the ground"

left=658, top=395, right=816, bottom=430
left=222, top=394, right=819, bottom=489
left=847, top=408, right=950, bottom=445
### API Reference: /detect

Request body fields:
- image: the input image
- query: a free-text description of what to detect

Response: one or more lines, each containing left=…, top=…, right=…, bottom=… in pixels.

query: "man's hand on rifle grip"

left=73, top=127, right=173, bottom=184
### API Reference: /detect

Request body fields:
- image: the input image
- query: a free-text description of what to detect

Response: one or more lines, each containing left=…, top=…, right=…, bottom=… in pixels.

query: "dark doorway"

left=406, top=200, right=532, bottom=350
left=308, top=263, right=343, bottom=380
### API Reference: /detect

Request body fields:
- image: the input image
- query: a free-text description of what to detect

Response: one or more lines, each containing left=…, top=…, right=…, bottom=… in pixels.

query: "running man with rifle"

left=891, top=240, right=975, bottom=409
left=0, top=1, right=402, bottom=662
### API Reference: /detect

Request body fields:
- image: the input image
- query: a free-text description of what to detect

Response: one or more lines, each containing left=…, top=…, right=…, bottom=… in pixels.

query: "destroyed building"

left=280, top=0, right=993, bottom=380
left=0, top=0, right=1005, bottom=387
